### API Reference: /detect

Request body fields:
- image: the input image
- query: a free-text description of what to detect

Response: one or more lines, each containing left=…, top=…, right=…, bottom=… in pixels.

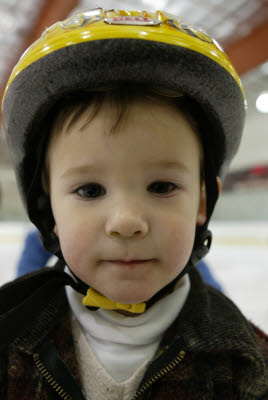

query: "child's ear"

left=197, top=180, right=207, bottom=225
left=53, top=225, right=59, bottom=237
left=216, top=177, right=222, bottom=196
left=196, top=177, right=221, bottom=226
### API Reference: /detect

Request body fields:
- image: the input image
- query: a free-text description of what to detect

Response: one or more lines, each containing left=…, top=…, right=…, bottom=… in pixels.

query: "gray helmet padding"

left=3, top=38, right=245, bottom=211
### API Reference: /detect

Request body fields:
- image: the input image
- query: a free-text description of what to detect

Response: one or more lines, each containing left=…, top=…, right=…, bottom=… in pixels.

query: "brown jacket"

left=1, top=267, right=268, bottom=399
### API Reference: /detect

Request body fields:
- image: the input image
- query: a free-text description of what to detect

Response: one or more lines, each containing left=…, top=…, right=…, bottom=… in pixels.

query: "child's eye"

left=148, top=181, right=179, bottom=194
left=76, top=183, right=106, bottom=199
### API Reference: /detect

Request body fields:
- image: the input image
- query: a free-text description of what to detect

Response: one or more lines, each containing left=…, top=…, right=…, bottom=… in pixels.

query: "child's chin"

left=102, top=283, right=160, bottom=305
left=108, top=292, right=153, bottom=305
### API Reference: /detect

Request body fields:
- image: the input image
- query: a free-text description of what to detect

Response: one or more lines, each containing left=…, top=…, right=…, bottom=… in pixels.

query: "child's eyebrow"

left=60, top=160, right=189, bottom=179
left=60, top=165, right=105, bottom=179
left=144, top=160, right=189, bottom=172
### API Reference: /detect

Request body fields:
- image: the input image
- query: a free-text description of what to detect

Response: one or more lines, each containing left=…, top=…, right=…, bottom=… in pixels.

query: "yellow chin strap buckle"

left=83, top=287, right=146, bottom=314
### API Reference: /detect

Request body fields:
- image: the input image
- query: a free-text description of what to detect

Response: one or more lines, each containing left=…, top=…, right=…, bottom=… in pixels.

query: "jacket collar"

left=161, top=267, right=265, bottom=375
left=13, top=286, right=69, bottom=354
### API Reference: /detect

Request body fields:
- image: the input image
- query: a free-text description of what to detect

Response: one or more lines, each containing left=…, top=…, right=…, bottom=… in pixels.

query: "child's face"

left=48, top=97, right=206, bottom=304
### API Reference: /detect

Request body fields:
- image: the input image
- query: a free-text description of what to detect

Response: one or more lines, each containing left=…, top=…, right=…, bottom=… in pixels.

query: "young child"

left=1, top=8, right=267, bottom=400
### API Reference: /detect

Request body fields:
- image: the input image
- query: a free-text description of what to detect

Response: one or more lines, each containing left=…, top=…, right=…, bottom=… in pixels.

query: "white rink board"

left=0, top=221, right=267, bottom=333
left=206, top=221, right=268, bottom=333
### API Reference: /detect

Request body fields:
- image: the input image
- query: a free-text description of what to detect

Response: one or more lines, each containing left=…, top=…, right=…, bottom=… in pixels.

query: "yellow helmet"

left=4, top=8, right=243, bottom=95
left=2, top=8, right=246, bottom=254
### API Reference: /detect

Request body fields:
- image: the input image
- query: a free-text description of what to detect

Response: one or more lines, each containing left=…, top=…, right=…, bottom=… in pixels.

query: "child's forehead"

left=48, top=98, right=202, bottom=161
left=46, top=91, right=203, bottom=169
left=50, top=91, right=190, bottom=137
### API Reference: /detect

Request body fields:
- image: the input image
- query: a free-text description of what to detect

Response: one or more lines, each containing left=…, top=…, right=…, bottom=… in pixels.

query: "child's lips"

left=107, top=259, right=155, bottom=266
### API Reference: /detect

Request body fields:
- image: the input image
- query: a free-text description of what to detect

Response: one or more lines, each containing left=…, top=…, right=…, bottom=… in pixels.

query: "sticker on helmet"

left=61, top=8, right=103, bottom=29
left=165, top=17, right=213, bottom=44
left=104, top=16, right=162, bottom=26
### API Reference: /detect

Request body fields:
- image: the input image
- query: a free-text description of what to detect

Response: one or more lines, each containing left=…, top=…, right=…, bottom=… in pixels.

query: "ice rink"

left=0, top=221, right=267, bottom=333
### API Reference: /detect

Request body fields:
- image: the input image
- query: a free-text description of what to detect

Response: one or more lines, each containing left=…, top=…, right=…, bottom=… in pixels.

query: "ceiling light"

left=256, top=92, right=268, bottom=113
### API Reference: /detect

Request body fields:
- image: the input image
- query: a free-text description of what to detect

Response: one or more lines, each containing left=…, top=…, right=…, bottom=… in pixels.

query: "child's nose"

left=105, top=210, right=149, bottom=239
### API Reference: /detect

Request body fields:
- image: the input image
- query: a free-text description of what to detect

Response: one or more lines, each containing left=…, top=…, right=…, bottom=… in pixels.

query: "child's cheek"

left=160, top=215, right=196, bottom=273
left=56, top=223, right=86, bottom=270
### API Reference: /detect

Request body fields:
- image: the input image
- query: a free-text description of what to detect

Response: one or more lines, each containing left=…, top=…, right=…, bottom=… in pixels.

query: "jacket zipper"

left=34, top=348, right=185, bottom=400
left=33, top=352, right=72, bottom=400
left=132, top=349, right=186, bottom=400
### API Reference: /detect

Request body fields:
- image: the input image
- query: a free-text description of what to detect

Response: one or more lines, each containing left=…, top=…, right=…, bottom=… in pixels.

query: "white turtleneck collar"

left=65, top=274, right=190, bottom=382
